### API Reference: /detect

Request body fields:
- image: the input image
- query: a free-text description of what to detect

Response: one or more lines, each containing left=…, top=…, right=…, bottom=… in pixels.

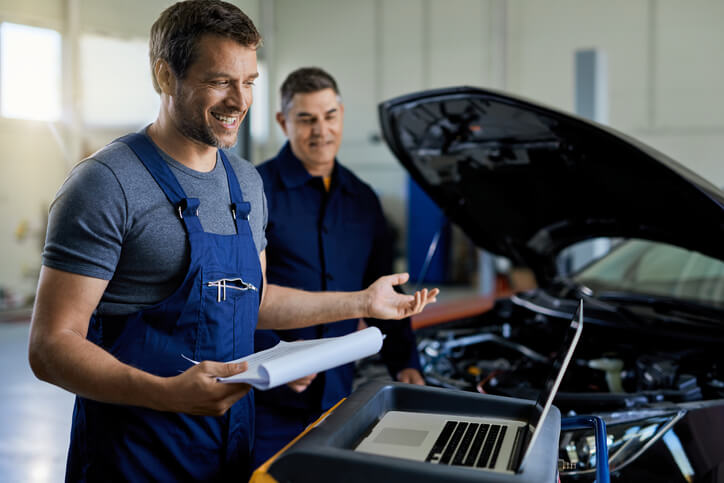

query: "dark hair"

left=149, top=0, right=262, bottom=93
left=280, top=67, right=340, bottom=115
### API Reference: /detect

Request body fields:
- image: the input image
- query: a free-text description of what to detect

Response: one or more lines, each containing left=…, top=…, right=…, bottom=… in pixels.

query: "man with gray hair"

left=253, top=67, right=426, bottom=468
left=28, top=3, right=436, bottom=480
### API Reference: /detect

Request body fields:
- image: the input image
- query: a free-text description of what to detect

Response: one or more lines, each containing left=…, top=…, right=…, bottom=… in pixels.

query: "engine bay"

left=416, top=299, right=724, bottom=414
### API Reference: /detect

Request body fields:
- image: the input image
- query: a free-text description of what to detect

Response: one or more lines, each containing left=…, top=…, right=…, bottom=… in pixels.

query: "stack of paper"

left=217, top=327, right=384, bottom=390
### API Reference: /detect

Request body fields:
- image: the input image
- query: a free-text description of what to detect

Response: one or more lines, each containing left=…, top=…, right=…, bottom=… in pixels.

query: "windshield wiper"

left=553, top=279, right=647, bottom=326
left=596, top=292, right=723, bottom=326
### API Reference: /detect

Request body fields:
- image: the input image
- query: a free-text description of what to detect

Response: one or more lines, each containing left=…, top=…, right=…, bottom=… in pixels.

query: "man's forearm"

left=29, top=324, right=253, bottom=417
left=29, top=325, right=169, bottom=410
left=28, top=267, right=171, bottom=411
left=256, top=283, right=367, bottom=330
left=257, top=274, right=436, bottom=330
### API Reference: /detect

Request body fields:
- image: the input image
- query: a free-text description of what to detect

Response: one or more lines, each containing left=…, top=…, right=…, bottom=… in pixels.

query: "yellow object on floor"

left=250, top=398, right=346, bottom=483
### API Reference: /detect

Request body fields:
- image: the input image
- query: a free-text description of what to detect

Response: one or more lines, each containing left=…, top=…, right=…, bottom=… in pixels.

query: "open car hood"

left=379, top=87, right=724, bottom=283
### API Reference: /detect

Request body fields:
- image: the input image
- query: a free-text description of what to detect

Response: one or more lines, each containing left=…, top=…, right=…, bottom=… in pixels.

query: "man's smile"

left=211, top=111, right=241, bottom=129
left=309, top=139, right=335, bottom=148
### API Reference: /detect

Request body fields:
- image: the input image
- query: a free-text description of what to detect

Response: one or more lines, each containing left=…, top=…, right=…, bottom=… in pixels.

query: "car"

left=378, top=87, right=724, bottom=482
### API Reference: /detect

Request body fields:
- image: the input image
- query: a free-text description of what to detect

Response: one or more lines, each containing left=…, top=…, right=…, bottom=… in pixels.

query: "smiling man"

left=28, top=3, right=436, bottom=481
left=253, top=67, right=426, bottom=468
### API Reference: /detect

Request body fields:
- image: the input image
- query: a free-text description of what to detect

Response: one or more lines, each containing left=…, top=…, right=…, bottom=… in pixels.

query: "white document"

left=209, top=327, right=383, bottom=390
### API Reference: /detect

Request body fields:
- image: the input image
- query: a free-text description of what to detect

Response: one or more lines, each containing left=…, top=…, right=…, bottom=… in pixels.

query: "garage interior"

left=0, top=1, right=722, bottom=481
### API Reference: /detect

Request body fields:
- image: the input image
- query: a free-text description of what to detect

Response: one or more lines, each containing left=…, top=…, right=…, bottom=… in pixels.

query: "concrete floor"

left=0, top=322, right=74, bottom=483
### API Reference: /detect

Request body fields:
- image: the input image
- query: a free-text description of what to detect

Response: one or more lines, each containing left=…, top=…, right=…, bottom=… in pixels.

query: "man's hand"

left=396, top=368, right=425, bottom=385
left=365, top=273, right=439, bottom=319
left=257, top=256, right=440, bottom=330
left=162, top=361, right=252, bottom=416
left=287, top=373, right=317, bottom=393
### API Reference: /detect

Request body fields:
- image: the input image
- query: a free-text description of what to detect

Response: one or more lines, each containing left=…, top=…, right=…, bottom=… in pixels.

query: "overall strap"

left=116, top=133, right=203, bottom=233
left=219, top=149, right=251, bottom=223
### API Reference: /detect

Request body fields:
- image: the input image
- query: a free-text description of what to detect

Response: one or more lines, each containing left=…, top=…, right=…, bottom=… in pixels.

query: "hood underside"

left=379, top=87, right=724, bottom=282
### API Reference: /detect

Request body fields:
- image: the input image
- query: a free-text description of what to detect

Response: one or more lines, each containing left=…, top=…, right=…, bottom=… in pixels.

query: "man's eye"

left=212, top=80, right=229, bottom=86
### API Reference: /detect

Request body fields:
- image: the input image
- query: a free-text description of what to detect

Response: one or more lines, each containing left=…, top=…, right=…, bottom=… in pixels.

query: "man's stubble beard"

left=172, top=86, right=238, bottom=150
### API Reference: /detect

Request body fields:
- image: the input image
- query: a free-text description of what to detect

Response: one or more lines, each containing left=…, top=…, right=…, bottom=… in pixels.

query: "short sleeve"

left=258, top=189, right=268, bottom=252
left=42, top=159, right=127, bottom=280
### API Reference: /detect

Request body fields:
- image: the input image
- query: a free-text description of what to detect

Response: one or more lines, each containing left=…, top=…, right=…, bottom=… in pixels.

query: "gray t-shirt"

left=42, top=132, right=267, bottom=316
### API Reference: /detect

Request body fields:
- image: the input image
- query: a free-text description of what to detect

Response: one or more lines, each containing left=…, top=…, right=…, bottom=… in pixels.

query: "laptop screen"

left=519, top=299, right=584, bottom=468
left=354, top=300, right=583, bottom=474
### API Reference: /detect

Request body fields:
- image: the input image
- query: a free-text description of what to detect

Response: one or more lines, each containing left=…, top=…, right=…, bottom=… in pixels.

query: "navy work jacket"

left=255, top=143, right=420, bottom=411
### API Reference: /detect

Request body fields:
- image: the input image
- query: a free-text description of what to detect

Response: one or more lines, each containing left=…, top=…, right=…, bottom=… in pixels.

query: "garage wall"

left=0, top=0, right=72, bottom=300
left=258, top=0, right=724, bottom=243
left=505, top=0, right=724, bottom=189
left=1, top=0, right=722, bottom=300
left=640, top=0, right=724, bottom=187
left=258, top=0, right=510, bottom=236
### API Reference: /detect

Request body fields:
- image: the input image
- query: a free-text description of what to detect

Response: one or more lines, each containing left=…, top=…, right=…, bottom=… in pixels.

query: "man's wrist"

left=355, top=288, right=372, bottom=319
left=131, top=370, right=170, bottom=412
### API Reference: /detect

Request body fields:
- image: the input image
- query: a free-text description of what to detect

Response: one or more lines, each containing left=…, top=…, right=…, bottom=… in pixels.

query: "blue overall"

left=65, top=133, right=262, bottom=481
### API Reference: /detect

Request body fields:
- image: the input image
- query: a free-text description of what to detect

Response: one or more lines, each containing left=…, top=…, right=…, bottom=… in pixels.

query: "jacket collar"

left=275, top=142, right=359, bottom=195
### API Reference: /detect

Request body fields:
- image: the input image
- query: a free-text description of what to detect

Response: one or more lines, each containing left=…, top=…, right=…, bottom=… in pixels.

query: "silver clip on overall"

left=177, top=203, right=199, bottom=220
left=207, top=278, right=258, bottom=302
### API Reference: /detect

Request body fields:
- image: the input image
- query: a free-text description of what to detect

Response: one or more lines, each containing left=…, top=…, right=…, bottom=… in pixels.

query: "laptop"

left=355, top=300, right=584, bottom=474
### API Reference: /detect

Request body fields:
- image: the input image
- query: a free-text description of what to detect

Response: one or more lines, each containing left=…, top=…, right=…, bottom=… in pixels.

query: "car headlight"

left=558, top=408, right=686, bottom=477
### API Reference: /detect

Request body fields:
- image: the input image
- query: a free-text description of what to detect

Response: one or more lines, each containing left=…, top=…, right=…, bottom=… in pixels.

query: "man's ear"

left=154, top=59, right=175, bottom=95
left=275, top=111, right=288, bottom=136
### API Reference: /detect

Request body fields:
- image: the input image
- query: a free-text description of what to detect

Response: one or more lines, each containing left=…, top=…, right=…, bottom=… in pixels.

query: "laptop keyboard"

left=425, top=421, right=508, bottom=469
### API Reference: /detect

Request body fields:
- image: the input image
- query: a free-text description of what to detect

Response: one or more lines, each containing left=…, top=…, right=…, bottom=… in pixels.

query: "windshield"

left=573, top=239, right=724, bottom=310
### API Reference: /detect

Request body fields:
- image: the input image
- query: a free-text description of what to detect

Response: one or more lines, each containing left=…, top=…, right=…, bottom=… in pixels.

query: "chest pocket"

left=205, top=276, right=258, bottom=302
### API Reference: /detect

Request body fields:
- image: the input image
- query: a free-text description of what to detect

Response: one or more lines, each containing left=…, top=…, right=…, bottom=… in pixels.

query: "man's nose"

left=227, top=83, right=250, bottom=111
left=312, top=119, right=328, bottom=136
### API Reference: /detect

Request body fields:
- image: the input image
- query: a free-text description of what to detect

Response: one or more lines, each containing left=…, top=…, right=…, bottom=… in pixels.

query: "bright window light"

left=251, top=61, right=269, bottom=143
left=1, top=22, right=62, bottom=121
left=80, top=34, right=159, bottom=127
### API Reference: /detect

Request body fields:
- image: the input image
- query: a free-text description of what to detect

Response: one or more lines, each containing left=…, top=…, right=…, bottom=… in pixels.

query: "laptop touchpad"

left=373, top=428, right=429, bottom=446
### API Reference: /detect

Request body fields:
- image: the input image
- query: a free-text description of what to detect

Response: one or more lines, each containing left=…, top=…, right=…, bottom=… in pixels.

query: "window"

left=80, top=34, right=159, bottom=127
left=575, top=239, right=724, bottom=308
left=251, top=61, right=269, bottom=143
left=0, top=22, right=62, bottom=121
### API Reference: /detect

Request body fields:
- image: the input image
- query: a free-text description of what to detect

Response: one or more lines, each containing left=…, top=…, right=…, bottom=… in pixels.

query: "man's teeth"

left=212, top=113, right=237, bottom=124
